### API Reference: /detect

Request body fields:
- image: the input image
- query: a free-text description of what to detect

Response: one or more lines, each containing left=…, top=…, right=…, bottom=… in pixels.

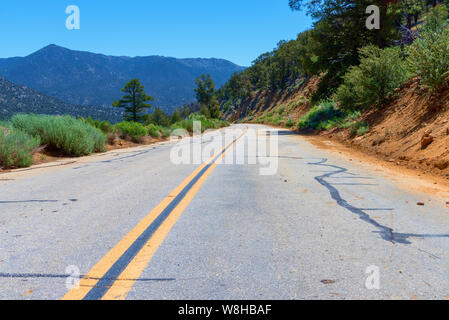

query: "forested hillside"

left=219, top=0, right=448, bottom=110
left=219, top=1, right=449, bottom=178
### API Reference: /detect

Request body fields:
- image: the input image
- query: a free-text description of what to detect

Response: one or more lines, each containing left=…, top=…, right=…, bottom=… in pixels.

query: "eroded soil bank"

left=229, top=77, right=449, bottom=182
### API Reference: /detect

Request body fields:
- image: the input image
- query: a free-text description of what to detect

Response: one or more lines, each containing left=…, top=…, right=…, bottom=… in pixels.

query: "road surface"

left=1, top=124, right=449, bottom=300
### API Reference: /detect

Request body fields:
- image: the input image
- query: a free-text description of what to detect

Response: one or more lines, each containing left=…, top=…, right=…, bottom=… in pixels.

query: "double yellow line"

left=62, top=132, right=245, bottom=300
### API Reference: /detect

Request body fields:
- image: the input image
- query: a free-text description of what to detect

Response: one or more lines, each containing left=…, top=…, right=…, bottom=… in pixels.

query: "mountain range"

left=0, top=45, right=244, bottom=114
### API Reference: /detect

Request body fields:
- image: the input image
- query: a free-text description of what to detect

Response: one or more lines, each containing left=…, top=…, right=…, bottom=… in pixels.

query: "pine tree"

left=200, top=105, right=211, bottom=118
left=113, top=79, right=154, bottom=123
left=171, top=109, right=182, bottom=124
left=194, top=74, right=221, bottom=119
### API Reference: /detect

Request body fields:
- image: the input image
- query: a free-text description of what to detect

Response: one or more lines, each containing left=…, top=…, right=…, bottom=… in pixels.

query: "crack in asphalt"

left=0, top=273, right=175, bottom=282
left=309, top=158, right=449, bottom=245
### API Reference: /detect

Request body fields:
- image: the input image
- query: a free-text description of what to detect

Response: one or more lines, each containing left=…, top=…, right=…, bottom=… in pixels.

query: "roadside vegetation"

left=0, top=74, right=229, bottom=169
left=0, top=125, right=40, bottom=168
left=11, top=114, right=107, bottom=156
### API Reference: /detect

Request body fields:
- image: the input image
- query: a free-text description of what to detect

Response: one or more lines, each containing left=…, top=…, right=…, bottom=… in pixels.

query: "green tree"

left=423, top=3, right=448, bottom=33
left=336, top=45, right=409, bottom=111
left=200, top=105, right=211, bottom=118
left=147, top=107, right=170, bottom=126
left=289, top=0, right=400, bottom=102
left=195, top=74, right=216, bottom=106
left=180, top=105, right=192, bottom=119
left=171, top=109, right=182, bottom=124
left=399, top=0, right=426, bottom=28
left=208, top=95, right=221, bottom=119
left=113, top=79, right=154, bottom=123
left=194, top=74, right=221, bottom=118
left=407, top=20, right=449, bottom=90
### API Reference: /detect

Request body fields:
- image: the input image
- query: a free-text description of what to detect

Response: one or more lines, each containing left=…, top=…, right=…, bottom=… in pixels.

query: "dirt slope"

left=224, top=77, right=320, bottom=123
left=225, top=76, right=449, bottom=180
left=322, top=79, right=449, bottom=179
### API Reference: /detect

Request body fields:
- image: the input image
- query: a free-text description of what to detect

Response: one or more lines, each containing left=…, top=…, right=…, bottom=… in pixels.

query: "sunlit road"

left=1, top=124, right=449, bottom=300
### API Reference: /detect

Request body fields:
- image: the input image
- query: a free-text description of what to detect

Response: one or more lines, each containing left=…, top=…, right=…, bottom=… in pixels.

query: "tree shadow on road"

left=308, top=158, right=449, bottom=245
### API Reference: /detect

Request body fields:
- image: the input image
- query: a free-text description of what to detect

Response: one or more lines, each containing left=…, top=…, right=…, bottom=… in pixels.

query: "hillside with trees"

left=219, top=1, right=449, bottom=178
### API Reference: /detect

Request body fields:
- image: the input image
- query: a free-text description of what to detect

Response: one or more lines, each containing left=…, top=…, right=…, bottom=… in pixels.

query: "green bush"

left=147, top=123, right=162, bottom=137
left=115, top=121, right=148, bottom=142
left=350, top=121, right=370, bottom=136
left=336, top=45, right=409, bottom=111
left=159, top=127, right=171, bottom=138
left=274, top=116, right=282, bottom=125
left=297, top=100, right=344, bottom=130
left=407, top=24, right=449, bottom=91
left=171, top=114, right=228, bottom=134
left=422, top=4, right=448, bottom=34
left=83, top=116, right=100, bottom=128
left=285, top=119, right=295, bottom=127
left=264, top=116, right=274, bottom=124
left=0, top=126, right=41, bottom=168
left=82, top=117, right=115, bottom=134
left=324, top=110, right=362, bottom=129
left=98, top=120, right=114, bottom=134
left=11, top=114, right=106, bottom=156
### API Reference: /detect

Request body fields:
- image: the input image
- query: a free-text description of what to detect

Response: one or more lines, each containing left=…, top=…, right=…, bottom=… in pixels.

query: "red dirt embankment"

left=227, top=76, right=449, bottom=181
left=322, top=79, right=449, bottom=180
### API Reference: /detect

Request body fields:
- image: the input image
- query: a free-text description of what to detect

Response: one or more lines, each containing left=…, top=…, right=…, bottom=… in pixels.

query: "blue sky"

left=0, top=1, right=313, bottom=66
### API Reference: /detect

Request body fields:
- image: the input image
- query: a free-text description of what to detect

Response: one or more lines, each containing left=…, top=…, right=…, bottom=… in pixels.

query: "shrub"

left=159, top=127, right=171, bottom=138
left=11, top=114, right=106, bottom=156
left=285, top=119, right=295, bottom=127
left=115, top=121, right=148, bottom=142
left=0, top=126, right=40, bottom=168
left=327, top=110, right=362, bottom=129
left=98, top=120, right=114, bottom=134
left=174, top=119, right=194, bottom=133
left=336, top=45, right=409, bottom=111
left=106, top=132, right=119, bottom=145
left=350, top=121, right=370, bottom=136
left=274, top=116, right=282, bottom=125
left=83, top=116, right=99, bottom=128
left=82, top=117, right=115, bottom=134
left=171, top=114, right=228, bottom=134
left=264, top=116, right=274, bottom=124
left=147, top=123, right=161, bottom=137
left=357, top=125, right=369, bottom=136
left=422, top=4, right=448, bottom=34
left=297, top=100, right=344, bottom=130
left=407, top=25, right=449, bottom=91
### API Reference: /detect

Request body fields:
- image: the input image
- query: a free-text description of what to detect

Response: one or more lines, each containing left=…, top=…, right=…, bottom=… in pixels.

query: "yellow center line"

left=62, top=131, right=245, bottom=300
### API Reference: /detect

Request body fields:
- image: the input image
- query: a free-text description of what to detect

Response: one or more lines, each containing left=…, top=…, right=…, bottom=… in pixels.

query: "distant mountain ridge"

left=0, top=77, right=123, bottom=122
left=0, top=45, right=245, bottom=113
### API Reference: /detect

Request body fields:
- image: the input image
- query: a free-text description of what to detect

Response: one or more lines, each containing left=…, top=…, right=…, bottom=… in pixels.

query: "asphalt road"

left=1, top=124, right=449, bottom=300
